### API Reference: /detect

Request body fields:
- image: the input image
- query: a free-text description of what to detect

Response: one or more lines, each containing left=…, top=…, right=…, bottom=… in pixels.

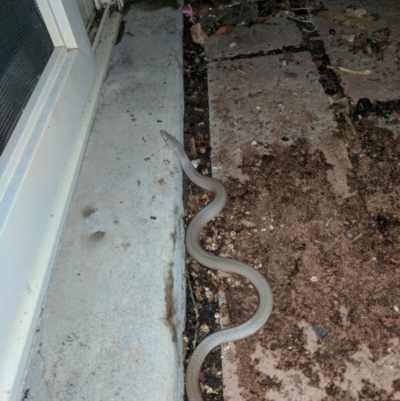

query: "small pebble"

left=329, top=29, right=336, bottom=35
left=191, top=159, right=200, bottom=168
left=313, top=324, right=328, bottom=338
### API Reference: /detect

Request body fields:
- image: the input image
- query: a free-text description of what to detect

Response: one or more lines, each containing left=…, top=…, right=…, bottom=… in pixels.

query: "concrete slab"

left=21, top=2, right=185, bottom=401
left=208, top=52, right=351, bottom=199
left=204, top=15, right=302, bottom=61
left=378, top=114, right=400, bottom=139
left=309, top=0, right=400, bottom=103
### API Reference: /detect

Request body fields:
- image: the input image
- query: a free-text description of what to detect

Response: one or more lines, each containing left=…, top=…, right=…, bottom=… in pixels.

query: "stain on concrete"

left=164, top=264, right=177, bottom=344
left=170, top=230, right=177, bottom=247
left=174, top=205, right=180, bottom=217
left=121, top=242, right=131, bottom=251
left=90, top=231, right=105, bottom=241
left=82, top=206, right=97, bottom=219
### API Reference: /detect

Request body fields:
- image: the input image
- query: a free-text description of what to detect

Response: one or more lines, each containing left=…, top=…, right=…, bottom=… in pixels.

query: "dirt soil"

left=218, top=124, right=400, bottom=400
left=182, top=2, right=400, bottom=400
left=183, top=11, right=224, bottom=401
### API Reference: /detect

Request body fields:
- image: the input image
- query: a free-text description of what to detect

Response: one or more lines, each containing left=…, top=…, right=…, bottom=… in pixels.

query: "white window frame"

left=0, top=1, right=121, bottom=399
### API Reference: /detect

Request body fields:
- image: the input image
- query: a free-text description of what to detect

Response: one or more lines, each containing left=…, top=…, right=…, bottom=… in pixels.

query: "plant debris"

left=326, top=8, right=377, bottom=28
left=327, top=64, right=371, bottom=75
left=191, top=22, right=208, bottom=44
left=184, top=0, right=307, bottom=41
left=351, top=28, right=391, bottom=60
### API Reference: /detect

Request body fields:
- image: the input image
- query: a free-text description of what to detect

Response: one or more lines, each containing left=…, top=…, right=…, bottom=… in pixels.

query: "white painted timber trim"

left=0, top=47, right=95, bottom=394
left=92, top=2, right=112, bottom=51
left=76, top=0, right=96, bottom=26
left=36, top=0, right=93, bottom=59
left=101, top=0, right=122, bottom=8
left=0, top=49, right=66, bottom=196
left=0, top=10, right=122, bottom=401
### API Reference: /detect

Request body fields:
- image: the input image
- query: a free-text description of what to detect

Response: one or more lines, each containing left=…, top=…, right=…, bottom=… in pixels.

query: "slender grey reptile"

left=161, top=130, right=273, bottom=401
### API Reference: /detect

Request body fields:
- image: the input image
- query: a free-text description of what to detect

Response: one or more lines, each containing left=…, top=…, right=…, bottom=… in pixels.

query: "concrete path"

left=21, top=2, right=185, bottom=401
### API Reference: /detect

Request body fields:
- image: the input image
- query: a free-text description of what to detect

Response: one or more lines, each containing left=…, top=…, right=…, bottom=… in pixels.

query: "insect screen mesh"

left=0, top=0, right=54, bottom=156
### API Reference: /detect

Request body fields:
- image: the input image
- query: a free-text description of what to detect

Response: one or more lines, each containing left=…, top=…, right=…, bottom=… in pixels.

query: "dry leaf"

left=186, top=94, right=198, bottom=102
left=372, top=28, right=391, bottom=44
left=313, top=59, right=324, bottom=69
left=354, top=32, right=368, bottom=51
left=196, top=3, right=211, bottom=19
left=212, top=0, right=230, bottom=6
left=215, top=25, right=233, bottom=35
left=254, top=16, right=269, bottom=24
left=327, top=8, right=377, bottom=28
left=349, top=8, right=367, bottom=18
left=191, top=23, right=208, bottom=45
